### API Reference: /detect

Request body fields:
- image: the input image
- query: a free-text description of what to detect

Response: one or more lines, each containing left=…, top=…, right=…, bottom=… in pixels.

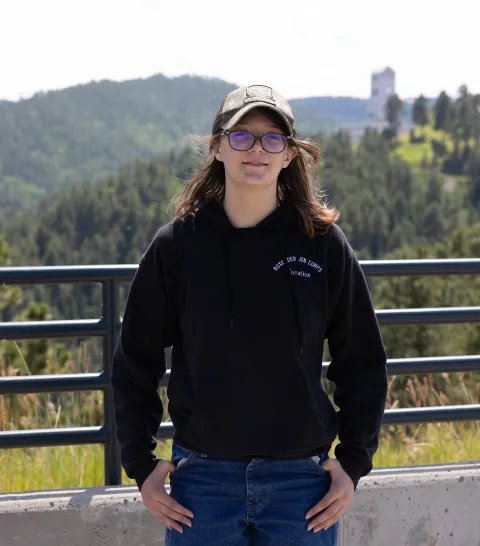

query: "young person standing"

left=111, top=84, right=388, bottom=545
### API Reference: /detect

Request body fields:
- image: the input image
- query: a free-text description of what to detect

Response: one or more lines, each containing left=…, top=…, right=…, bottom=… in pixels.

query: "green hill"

left=293, top=96, right=368, bottom=125
left=1, top=74, right=365, bottom=217
left=0, top=75, right=235, bottom=216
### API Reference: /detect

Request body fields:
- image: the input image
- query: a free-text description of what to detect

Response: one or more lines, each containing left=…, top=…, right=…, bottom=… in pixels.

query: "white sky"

left=1, top=0, right=479, bottom=102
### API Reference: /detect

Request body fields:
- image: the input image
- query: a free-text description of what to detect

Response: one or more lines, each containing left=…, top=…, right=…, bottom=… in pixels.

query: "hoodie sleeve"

left=111, top=226, right=177, bottom=492
left=324, top=224, right=388, bottom=491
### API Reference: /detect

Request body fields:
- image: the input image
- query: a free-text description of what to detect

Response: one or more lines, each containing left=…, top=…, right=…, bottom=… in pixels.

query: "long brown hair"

left=171, top=106, right=339, bottom=237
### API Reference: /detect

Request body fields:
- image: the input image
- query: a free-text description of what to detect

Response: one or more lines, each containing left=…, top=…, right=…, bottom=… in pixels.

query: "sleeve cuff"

left=335, top=455, right=366, bottom=492
left=131, top=458, right=161, bottom=492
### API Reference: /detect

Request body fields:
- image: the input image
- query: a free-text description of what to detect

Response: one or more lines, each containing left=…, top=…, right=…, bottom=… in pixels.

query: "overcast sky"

left=1, top=0, right=478, bottom=102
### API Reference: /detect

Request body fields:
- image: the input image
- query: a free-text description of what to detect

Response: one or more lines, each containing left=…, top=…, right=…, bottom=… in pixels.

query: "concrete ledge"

left=1, top=461, right=479, bottom=546
left=342, top=461, right=480, bottom=546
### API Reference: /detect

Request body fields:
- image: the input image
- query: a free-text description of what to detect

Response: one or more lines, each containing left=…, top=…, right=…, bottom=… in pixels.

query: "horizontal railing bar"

left=157, top=422, right=176, bottom=438
left=376, top=307, right=480, bottom=325
left=0, top=318, right=108, bottom=340
left=0, top=265, right=137, bottom=285
left=383, top=355, right=480, bottom=375
left=0, top=423, right=173, bottom=449
left=2, top=405, right=479, bottom=449
left=2, top=355, right=479, bottom=396
left=361, top=258, right=480, bottom=276
left=321, top=355, right=480, bottom=377
left=382, top=404, right=480, bottom=425
left=0, top=372, right=109, bottom=395
left=1, top=259, right=480, bottom=287
left=83, top=309, right=480, bottom=328
left=2, top=308, right=479, bottom=342
left=0, top=426, right=110, bottom=449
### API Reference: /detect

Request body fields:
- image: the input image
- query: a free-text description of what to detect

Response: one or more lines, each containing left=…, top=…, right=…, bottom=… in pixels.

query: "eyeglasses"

left=222, top=130, right=292, bottom=153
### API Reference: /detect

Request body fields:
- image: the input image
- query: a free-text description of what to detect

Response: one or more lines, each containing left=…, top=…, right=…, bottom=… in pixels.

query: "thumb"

left=320, top=457, right=335, bottom=472
left=155, top=459, right=176, bottom=474
left=163, top=460, right=176, bottom=473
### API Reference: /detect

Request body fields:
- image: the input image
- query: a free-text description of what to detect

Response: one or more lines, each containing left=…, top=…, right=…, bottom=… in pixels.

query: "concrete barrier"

left=1, top=461, right=479, bottom=546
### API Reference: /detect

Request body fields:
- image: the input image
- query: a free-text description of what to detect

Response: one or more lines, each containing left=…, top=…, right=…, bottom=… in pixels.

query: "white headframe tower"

left=367, top=67, right=395, bottom=123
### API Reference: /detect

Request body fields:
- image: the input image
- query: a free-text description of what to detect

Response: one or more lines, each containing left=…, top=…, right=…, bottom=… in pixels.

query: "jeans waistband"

left=172, top=441, right=329, bottom=461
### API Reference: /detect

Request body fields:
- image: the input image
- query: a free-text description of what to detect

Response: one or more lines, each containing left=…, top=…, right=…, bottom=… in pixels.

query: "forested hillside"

left=0, top=151, right=191, bottom=322
left=2, top=118, right=479, bottom=326
left=0, top=74, right=353, bottom=217
left=0, top=75, right=234, bottom=215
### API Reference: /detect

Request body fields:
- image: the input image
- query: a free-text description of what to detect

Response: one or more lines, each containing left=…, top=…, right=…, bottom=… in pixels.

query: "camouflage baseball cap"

left=218, top=85, right=295, bottom=136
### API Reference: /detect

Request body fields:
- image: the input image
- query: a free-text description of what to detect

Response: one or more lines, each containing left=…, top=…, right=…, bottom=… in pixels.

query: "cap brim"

left=221, top=102, right=294, bottom=136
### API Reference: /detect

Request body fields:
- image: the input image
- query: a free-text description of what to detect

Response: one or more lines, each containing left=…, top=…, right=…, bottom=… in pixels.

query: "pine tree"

left=385, top=94, right=404, bottom=138
left=412, top=95, right=429, bottom=137
left=433, top=91, right=451, bottom=132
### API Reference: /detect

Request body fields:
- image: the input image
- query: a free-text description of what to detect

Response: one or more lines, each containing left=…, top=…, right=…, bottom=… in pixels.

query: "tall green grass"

left=2, top=422, right=478, bottom=493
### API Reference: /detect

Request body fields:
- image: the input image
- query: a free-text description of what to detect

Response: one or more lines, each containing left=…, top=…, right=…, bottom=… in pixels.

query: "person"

left=111, top=84, right=388, bottom=545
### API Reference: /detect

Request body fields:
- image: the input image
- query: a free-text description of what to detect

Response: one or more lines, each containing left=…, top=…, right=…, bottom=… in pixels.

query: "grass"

left=376, top=421, right=480, bottom=468
left=395, top=125, right=477, bottom=165
left=1, top=422, right=478, bottom=494
left=0, top=441, right=173, bottom=493
left=395, top=126, right=449, bottom=165
left=390, top=126, right=476, bottom=202
left=351, top=124, right=471, bottom=199
left=394, top=139, right=434, bottom=165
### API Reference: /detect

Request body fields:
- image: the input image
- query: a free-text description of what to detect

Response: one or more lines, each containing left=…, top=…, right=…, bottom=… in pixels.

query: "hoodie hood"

left=196, top=197, right=298, bottom=234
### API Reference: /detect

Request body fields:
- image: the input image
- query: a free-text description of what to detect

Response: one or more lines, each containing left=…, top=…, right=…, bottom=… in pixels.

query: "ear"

left=283, top=146, right=298, bottom=168
left=212, top=138, right=224, bottom=163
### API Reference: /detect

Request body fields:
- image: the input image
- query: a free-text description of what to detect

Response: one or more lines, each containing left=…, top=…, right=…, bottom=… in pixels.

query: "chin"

left=235, top=173, right=276, bottom=187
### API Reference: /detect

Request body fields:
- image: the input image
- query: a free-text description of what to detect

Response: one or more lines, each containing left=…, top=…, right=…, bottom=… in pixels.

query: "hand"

left=305, top=458, right=354, bottom=532
left=140, top=459, right=194, bottom=534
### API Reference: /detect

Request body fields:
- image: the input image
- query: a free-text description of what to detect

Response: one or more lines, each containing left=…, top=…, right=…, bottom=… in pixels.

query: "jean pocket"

left=305, top=453, right=330, bottom=475
left=171, top=442, right=196, bottom=471
left=175, top=455, right=192, bottom=469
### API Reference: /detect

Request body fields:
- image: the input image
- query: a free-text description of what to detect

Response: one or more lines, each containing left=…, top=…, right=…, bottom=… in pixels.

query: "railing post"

left=102, top=279, right=122, bottom=485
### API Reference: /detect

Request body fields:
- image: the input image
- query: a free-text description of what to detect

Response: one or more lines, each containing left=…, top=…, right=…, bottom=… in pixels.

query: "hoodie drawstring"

left=221, top=232, right=235, bottom=329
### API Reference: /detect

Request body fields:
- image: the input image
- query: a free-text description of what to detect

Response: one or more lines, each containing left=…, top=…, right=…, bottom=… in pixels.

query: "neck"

left=222, top=181, right=278, bottom=228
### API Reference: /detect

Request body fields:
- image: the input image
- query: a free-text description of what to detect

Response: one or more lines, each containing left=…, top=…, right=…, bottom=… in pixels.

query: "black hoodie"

left=111, top=198, right=388, bottom=492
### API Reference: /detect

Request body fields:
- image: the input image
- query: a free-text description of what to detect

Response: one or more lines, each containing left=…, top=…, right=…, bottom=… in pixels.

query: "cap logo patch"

left=245, top=85, right=276, bottom=105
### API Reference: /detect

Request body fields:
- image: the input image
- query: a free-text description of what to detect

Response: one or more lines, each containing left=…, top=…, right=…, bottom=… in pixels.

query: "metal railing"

left=1, top=259, right=480, bottom=485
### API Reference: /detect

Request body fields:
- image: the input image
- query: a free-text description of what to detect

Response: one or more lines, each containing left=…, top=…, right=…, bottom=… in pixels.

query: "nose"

left=252, top=138, right=264, bottom=152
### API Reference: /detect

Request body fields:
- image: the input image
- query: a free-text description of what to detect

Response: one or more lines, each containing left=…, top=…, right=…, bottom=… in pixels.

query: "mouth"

left=243, top=161, right=268, bottom=167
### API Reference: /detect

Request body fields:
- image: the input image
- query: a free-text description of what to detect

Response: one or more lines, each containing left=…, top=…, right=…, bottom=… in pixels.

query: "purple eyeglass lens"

left=262, top=134, right=287, bottom=152
left=229, top=132, right=255, bottom=150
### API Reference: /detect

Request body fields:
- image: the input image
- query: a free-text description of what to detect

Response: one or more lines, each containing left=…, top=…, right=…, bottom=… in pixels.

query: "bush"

left=431, top=139, right=447, bottom=157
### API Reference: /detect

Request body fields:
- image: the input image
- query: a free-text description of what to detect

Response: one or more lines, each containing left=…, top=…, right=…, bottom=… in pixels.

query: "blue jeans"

left=166, top=442, right=340, bottom=545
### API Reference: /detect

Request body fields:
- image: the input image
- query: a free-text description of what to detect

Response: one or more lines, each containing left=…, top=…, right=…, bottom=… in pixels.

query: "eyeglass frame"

left=221, top=129, right=293, bottom=153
